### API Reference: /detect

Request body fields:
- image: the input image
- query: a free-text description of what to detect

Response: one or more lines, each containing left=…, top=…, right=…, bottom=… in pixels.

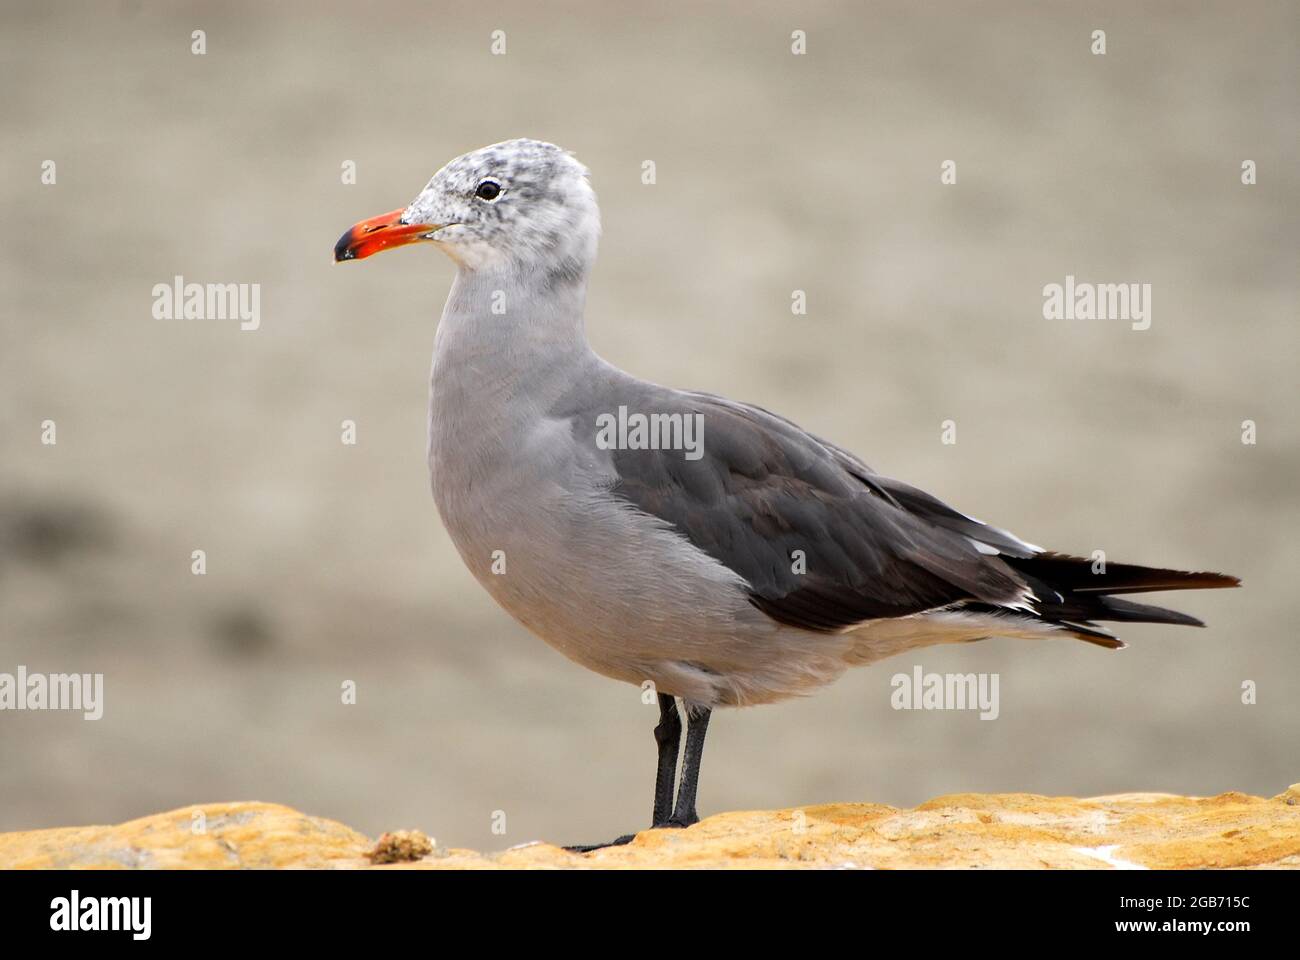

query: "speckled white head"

left=335, top=139, right=599, bottom=282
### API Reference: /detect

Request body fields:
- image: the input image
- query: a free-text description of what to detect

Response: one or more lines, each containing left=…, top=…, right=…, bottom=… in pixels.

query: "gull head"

left=334, top=139, right=599, bottom=276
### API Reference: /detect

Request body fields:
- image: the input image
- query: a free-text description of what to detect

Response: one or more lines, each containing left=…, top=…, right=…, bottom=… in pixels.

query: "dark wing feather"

left=604, top=392, right=1029, bottom=631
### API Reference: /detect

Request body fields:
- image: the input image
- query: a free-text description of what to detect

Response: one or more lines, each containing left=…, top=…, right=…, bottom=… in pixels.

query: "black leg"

left=666, top=706, right=711, bottom=827
left=564, top=691, right=684, bottom=853
left=651, top=693, right=682, bottom=826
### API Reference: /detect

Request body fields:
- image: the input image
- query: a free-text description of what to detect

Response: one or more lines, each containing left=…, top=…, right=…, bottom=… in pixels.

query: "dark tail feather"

left=1055, top=620, right=1125, bottom=650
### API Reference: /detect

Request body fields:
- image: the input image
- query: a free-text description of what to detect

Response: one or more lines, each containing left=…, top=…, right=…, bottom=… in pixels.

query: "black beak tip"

left=333, top=231, right=356, bottom=263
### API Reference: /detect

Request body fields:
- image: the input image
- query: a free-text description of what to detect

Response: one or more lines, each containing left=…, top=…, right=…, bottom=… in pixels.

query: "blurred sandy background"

left=1, top=0, right=1296, bottom=849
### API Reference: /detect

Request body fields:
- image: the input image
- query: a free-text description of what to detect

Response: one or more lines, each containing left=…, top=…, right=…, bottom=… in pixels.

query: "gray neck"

left=438, top=264, right=592, bottom=371
left=429, top=263, right=601, bottom=450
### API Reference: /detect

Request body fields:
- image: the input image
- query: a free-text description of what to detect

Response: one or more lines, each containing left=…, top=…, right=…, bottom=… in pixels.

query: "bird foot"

left=564, top=833, right=637, bottom=853
left=658, top=814, right=698, bottom=829
left=564, top=815, right=698, bottom=853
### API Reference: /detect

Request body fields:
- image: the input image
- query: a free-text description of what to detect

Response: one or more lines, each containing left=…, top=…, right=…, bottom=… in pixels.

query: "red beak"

left=333, top=208, right=440, bottom=262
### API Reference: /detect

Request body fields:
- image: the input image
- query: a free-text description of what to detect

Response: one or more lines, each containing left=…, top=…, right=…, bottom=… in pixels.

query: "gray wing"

left=593, top=388, right=1035, bottom=632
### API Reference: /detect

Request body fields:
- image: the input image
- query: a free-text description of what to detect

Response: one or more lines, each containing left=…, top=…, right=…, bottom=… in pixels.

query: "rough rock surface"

left=3, top=788, right=1297, bottom=869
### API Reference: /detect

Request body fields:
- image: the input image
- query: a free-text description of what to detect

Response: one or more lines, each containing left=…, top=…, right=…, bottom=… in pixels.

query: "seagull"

left=334, top=139, right=1239, bottom=848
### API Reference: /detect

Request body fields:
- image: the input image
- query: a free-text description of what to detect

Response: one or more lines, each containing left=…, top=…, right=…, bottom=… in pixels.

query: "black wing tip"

left=1164, top=610, right=1207, bottom=628
left=1013, top=553, right=1242, bottom=594
left=1149, top=569, right=1241, bottom=591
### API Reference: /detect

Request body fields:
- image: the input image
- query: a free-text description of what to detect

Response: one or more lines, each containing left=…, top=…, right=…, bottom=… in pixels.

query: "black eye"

left=475, top=180, right=502, bottom=201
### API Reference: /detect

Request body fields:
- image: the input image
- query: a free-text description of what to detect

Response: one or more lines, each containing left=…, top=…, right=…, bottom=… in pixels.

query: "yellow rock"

left=0, top=801, right=373, bottom=870
left=2, top=788, right=1297, bottom=869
